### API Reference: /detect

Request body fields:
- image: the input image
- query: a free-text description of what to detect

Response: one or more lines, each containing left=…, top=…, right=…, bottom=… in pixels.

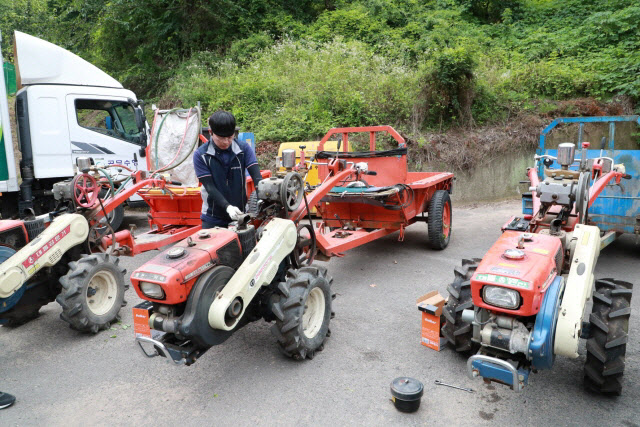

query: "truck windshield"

left=75, top=99, right=144, bottom=146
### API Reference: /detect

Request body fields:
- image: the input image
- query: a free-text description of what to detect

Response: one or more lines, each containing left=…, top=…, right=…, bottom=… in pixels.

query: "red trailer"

left=287, top=126, right=454, bottom=259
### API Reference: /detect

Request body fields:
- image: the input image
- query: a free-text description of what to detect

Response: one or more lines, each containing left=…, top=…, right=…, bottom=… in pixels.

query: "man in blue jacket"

left=193, top=111, right=262, bottom=228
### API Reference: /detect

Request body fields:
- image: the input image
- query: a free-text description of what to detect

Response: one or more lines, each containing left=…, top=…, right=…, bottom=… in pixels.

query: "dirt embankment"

left=254, top=96, right=637, bottom=172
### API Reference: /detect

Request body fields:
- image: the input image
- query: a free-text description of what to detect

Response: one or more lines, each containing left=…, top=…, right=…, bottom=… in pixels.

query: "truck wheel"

left=56, top=254, right=128, bottom=333
left=270, top=266, right=334, bottom=360
left=441, top=259, right=482, bottom=353
left=584, top=278, right=633, bottom=396
left=427, top=190, right=452, bottom=250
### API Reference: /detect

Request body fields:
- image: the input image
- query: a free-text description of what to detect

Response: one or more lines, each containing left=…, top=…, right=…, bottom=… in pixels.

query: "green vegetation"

left=2, top=0, right=639, bottom=150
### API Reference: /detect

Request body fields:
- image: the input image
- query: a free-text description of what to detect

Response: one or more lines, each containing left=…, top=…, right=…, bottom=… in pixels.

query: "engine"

left=471, top=231, right=562, bottom=317
left=468, top=231, right=564, bottom=369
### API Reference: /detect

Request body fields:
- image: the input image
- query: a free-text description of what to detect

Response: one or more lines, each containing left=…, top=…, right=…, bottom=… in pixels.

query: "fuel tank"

left=471, top=231, right=562, bottom=317
left=131, top=228, right=242, bottom=304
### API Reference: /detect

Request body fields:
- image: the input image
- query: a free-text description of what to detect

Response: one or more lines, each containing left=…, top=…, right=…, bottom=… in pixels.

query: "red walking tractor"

left=131, top=126, right=455, bottom=364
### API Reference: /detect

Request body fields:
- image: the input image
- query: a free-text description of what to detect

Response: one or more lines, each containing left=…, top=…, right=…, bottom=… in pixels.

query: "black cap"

left=209, top=111, right=236, bottom=137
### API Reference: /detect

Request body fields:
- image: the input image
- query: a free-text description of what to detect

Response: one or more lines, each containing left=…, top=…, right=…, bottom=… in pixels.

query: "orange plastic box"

left=416, top=291, right=446, bottom=351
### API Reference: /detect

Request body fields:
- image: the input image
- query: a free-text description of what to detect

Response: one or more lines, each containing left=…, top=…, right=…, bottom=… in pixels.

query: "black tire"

left=97, top=188, right=125, bottom=231
left=0, top=240, right=47, bottom=327
left=270, top=266, right=334, bottom=360
left=441, top=258, right=482, bottom=353
left=584, top=278, right=633, bottom=396
left=56, top=253, right=128, bottom=333
left=106, top=204, right=125, bottom=231
left=2, top=305, right=41, bottom=327
left=427, top=190, right=452, bottom=250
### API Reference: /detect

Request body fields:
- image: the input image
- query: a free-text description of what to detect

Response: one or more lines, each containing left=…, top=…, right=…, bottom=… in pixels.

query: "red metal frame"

left=291, top=127, right=453, bottom=257
left=317, top=125, right=406, bottom=152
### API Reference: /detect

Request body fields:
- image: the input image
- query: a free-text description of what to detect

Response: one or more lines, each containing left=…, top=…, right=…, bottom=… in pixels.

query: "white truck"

left=0, top=30, right=150, bottom=228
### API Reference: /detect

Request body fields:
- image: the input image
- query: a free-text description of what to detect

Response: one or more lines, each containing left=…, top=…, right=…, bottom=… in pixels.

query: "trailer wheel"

left=56, top=254, right=128, bottom=333
left=441, top=259, right=482, bottom=353
left=584, top=278, right=633, bottom=396
left=427, top=190, right=452, bottom=250
left=270, top=266, right=334, bottom=360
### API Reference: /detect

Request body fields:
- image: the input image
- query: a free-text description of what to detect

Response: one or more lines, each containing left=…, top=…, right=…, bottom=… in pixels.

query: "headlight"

left=140, top=281, right=165, bottom=299
left=132, top=271, right=167, bottom=282
left=483, top=286, right=520, bottom=309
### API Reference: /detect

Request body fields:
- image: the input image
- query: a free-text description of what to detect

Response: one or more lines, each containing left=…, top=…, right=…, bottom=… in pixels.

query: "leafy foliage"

left=168, top=39, right=419, bottom=141
left=1, top=0, right=639, bottom=141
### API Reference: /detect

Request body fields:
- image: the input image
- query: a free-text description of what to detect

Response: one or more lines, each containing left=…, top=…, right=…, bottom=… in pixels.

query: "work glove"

left=226, top=205, right=243, bottom=221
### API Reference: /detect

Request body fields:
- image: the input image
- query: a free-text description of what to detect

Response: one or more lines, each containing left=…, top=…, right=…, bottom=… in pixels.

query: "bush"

left=504, top=60, right=589, bottom=99
left=417, top=46, right=477, bottom=127
left=167, top=38, right=420, bottom=141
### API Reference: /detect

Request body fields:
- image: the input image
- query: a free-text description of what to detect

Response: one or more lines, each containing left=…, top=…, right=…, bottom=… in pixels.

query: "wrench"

left=434, top=380, right=474, bottom=393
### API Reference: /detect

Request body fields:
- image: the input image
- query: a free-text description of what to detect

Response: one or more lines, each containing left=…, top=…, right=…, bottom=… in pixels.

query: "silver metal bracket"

left=135, top=336, right=186, bottom=365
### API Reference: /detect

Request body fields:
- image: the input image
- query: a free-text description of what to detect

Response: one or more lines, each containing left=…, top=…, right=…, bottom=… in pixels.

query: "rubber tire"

left=0, top=242, right=46, bottom=327
left=2, top=305, right=41, bottom=327
left=441, top=259, right=482, bottom=353
left=56, top=253, right=128, bottom=333
left=97, top=188, right=125, bottom=231
left=106, top=204, right=125, bottom=231
left=270, top=266, right=334, bottom=360
left=427, top=190, right=452, bottom=250
left=584, top=278, right=633, bottom=396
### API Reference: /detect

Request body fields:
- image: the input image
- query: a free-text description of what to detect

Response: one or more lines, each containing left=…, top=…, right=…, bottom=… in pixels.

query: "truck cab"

left=0, top=30, right=148, bottom=220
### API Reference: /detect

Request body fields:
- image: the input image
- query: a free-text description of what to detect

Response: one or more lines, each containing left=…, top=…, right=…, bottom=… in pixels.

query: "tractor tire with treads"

left=427, top=190, right=452, bottom=250
left=441, top=258, right=482, bottom=353
left=270, top=266, right=334, bottom=360
left=56, top=253, right=128, bottom=333
left=584, top=278, right=633, bottom=396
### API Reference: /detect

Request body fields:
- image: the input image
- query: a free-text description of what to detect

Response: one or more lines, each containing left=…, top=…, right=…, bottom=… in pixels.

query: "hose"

left=95, top=167, right=116, bottom=196
left=152, top=107, right=181, bottom=170
left=154, top=107, right=198, bottom=174
left=150, top=107, right=201, bottom=180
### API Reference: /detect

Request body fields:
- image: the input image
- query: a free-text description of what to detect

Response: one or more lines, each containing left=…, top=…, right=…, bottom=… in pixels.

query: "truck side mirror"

left=134, top=106, right=145, bottom=131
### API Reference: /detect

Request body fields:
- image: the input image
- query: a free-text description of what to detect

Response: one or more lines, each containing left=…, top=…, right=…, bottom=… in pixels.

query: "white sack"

left=150, top=107, right=201, bottom=187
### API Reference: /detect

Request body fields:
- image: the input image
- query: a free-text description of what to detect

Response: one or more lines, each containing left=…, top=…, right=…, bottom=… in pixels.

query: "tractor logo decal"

left=183, top=261, right=214, bottom=282
left=490, top=266, right=522, bottom=277
left=22, top=225, right=71, bottom=270
left=476, top=273, right=529, bottom=289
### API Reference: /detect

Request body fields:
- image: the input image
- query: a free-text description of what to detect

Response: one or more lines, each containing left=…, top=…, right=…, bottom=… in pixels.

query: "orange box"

left=133, top=301, right=153, bottom=338
left=416, top=291, right=446, bottom=351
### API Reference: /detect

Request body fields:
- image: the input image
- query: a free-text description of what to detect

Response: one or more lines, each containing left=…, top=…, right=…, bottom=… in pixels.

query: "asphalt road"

left=1, top=200, right=639, bottom=426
